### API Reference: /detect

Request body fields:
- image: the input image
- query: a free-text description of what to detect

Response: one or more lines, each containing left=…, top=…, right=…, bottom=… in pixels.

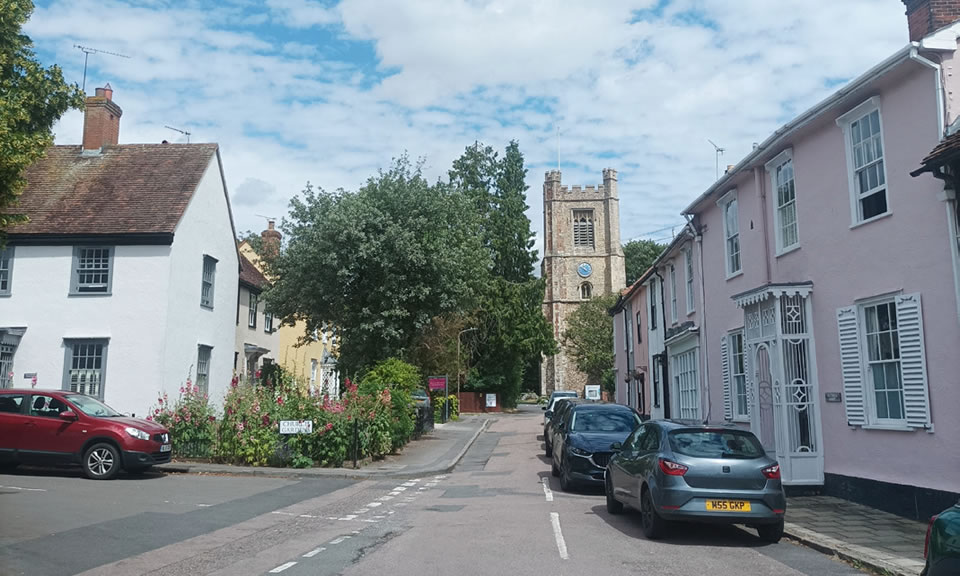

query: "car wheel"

left=640, top=488, right=667, bottom=540
left=551, top=455, right=560, bottom=477
left=757, top=519, right=784, bottom=543
left=605, top=476, right=623, bottom=515
left=83, top=442, right=121, bottom=480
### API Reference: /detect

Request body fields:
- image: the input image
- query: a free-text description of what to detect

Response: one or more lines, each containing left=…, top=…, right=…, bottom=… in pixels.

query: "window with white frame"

left=730, top=331, right=748, bottom=420
left=838, top=98, right=889, bottom=223
left=768, top=152, right=799, bottom=253
left=836, top=293, right=931, bottom=429
left=71, top=247, right=113, bottom=294
left=264, top=312, right=273, bottom=333
left=201, top=255, right=216, bottom=308
left=720, top=194, right=741, bottom=276
left=63, top=339, right=108, bottom=399
left=670, top=264, right=678, bottom=323
left=636, top=311, right=643, bottom=343
left=248, top=292, right=258, bottom=328
left=671, top=347, right=699, bottom=420
left=0, top=343, right=15, bottom=388
left=196, top=345, right=212, bottom=396
left=0, top=246, right=13, bottom=295
left=580, top=282, right=592, bottom=300
left=862, top=301, right=904, bottom=421
left=649, top=279, right=657, bottom=330
left=622, top=310, right=629, bottom=351
left=685, top=248, right=694, bottom=314
left=572, top=209, right=595, bottom=248
left=310, top=358, right=318, bottom=387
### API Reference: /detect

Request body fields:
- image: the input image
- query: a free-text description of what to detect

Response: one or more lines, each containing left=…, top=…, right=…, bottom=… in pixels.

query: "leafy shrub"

left=432, top=393, right=460, bottom=422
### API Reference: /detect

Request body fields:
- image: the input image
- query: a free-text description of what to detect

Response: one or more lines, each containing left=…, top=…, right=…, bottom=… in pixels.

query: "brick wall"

left=904, top=0, right=960, bottom=41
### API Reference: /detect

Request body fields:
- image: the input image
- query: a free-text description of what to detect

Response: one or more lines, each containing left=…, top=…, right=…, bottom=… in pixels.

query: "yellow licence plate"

left=706, top=500, right=751, bottom=512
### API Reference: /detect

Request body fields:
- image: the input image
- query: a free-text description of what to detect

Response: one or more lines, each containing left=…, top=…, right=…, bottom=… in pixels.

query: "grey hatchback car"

left=605, top=420, right=786, bottom=542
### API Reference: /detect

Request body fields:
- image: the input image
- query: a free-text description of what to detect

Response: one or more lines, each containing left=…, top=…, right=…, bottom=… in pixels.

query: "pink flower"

left=208, top=415, right=216, bottom=422
left=325, top=422, right=334, bottom=431
left=154, top=408, right=160, bottom=415
left=146, top=415, right=153, bottom=421
left=174, top=415, right=181, bottom=423
left=157, top=397, right=164, bottom=405
left=277, top=396, right=284, bottom=406
left=180, top=386, right=185, bottom=394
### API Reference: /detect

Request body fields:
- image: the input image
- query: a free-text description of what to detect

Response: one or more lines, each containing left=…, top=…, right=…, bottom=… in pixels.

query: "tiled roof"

left=911, top=132, right=960, bottom=176
left=7, top=143, right=218, bottom=238
left=240, top=252, right=270, bottom=291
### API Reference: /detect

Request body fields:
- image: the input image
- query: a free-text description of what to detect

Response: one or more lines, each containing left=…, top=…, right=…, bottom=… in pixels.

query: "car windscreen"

left=570, top=410, right=640, bottom=433
left=668, top=429, right=765, bottom=459
left=65, top=394, right=122, bottom=417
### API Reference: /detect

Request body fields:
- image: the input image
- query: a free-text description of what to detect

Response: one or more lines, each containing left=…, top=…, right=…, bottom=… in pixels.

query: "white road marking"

left=337, top=515, right=357, bottom=521
left=0, top=485, right=46, bottom=492
left=389, top=491, right=401, bottom=496
left=393, top=487, right=407, bottom=492
left=329, top=536, right=352, bottom=544
left=542, top=479, right=554, bottom=502
left=434, top=475, right=447, bottom=479
left=378, top=495, right=394, bottom=501
left=270, top=511, right=296, bottom=516
left=367, top=502, right=382, bottom=507
left=387, top=510, right=396, bottom=515
left=269, top=561, right=297, bottom=573
left=302, top=547, right=325, bottom=558
left=299, top=514, right=316, bottom=518
left=352, top=530, right=361, bottom=534
left=550, top=512, right=569, bottom=560
left=197, top=504, right=212, bottom=508
left=412, top=478, right=423, bottom=482
left=402, top=481, right=417, bottom=487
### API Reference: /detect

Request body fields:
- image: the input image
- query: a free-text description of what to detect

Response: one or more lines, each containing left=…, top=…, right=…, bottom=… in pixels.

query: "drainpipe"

left=755, top=167, right=771, bottom=285
left=687, top=217, right=711, bottom=424
left=908, top=48, right=945, bottom=139
left=653, top=268, right=670, bottom=419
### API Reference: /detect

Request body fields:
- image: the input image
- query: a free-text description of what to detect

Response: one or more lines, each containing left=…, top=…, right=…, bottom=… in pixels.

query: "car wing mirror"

left=541, top=406, right=547, bottom=411
left=610, top=441, right=623, bottom=452
left=59, top=411, right=78, bottom=421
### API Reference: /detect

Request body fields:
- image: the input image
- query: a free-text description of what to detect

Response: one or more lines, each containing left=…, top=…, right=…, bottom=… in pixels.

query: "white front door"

left=744, top=294, right=824, bottom=485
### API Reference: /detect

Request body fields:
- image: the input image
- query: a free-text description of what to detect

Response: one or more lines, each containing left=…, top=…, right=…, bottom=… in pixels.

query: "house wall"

left=235, top=284, right=279, bottom=376
left=646, top=276, right=666, bottom=420
left=697, top=61, right=960, bottom=494
left=0, top=243, right=171, bottom=417
left=163, top=155, right=239, bottom=412
left=613, top=306, right=627, bottom=405
left=628, top=284, right=650, bottom=415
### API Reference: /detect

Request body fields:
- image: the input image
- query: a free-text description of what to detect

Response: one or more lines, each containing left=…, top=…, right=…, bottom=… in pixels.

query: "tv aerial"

left=708, top=139, right=726, bottom=180
left=74, top=44, right=130, bottom=92
left=164, top=125, right=192, bottom=143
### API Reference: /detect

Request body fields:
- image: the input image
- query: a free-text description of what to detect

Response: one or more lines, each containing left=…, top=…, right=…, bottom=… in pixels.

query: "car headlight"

left=125, top=427, right=150, bottom=441
left=569, top=446, right=591, bottom=457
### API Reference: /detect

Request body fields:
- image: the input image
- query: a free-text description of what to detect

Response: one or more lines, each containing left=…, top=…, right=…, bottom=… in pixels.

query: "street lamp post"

left=457, top=327, right=478, bottom=411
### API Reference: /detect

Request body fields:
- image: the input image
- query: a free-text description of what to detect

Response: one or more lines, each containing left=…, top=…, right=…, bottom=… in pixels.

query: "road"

left=0, top=405, right=867, bottom=575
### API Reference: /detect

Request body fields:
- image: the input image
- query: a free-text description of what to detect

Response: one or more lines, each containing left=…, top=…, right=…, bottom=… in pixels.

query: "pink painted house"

left=611, top=277, right=650, bottom=416
left=667, top=0, right=960, bottom=519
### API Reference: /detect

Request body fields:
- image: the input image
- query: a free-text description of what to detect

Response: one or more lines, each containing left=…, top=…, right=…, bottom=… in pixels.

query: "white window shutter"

left=895, top=294, right=932, bottom=430
left=721, top=336, right=732, bottom=420
left=837, top=306, right=866, bottom=426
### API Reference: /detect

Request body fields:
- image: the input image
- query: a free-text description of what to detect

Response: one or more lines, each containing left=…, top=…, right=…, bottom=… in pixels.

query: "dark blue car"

left=551, top=403, right=642, bottom=491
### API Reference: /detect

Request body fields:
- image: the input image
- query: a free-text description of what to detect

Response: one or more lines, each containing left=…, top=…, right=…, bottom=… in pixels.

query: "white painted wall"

left=162, top=154, right=239, bottom=411
left=235, top=284, right=279, bottom=380
left=0, top=244, right=171, bottom=416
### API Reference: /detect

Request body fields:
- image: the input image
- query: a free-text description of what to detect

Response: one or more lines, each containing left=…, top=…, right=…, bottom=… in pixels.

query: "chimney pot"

left=261, top=219, right=283, bottom=261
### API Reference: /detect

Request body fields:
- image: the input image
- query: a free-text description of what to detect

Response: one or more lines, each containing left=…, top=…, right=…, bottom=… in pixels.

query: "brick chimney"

left=82, top=83, right=122, bottom=151
left=261, top=219, right=282, bottom=261
left=904, top=0, right=960, bottom=42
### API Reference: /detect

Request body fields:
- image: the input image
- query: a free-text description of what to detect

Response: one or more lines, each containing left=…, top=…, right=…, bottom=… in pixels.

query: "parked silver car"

left=542, top=390, right=578, bottom=425
left=604, top=420, right=787, bottom=542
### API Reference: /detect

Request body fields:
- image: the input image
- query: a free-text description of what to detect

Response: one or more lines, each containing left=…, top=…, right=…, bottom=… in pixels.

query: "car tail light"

left=925, top=515, right=938, bottom=558
left=658, top=458, right=688, bottom=476
left=761, top=463, right=781, bottom=480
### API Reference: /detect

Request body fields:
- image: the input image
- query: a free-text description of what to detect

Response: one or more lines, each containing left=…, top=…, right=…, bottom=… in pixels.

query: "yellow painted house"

left=238, top=221, right=340, bottom=397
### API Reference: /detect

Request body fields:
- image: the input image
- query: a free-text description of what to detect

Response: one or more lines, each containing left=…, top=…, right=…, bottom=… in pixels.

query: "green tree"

left=562, top=293, right=619, bottom=390
left=446, top=141, right=555, bottom=407
left=266, top=157, right=489, bottom=376
left=1, top=0, right=84, bottom=233
left=623, top=239, right=666, bottom=285
left=237, top=230, right=263, bottom=254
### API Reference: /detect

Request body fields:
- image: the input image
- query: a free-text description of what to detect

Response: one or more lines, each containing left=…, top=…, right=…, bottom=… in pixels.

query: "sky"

left=26, top=0, right=907, bottom=255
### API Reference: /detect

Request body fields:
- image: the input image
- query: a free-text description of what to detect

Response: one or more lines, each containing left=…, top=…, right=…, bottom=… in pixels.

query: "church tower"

left=541, top=168, right=626, bottom=397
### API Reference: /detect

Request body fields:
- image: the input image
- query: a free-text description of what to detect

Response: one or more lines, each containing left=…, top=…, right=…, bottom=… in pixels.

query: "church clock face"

left=577, top=262, right=593, bottom=278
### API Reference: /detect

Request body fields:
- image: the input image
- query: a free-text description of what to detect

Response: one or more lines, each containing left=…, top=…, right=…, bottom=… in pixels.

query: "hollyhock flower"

left=208, top=415, right=216, bottom=422
left=262, top=414, right=270, bottom=427
left=325, top=422, right=334, bottom=431
left=157, top=397, right=164, bottom=405
left=174, top=415, right=181, bottom=423
left=154, top=408, right=160, bottom=415
left=277, top=396, right=284, bottom=406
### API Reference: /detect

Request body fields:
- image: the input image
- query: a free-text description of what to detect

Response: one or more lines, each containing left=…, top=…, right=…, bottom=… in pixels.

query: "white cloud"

left=26, top=0, right=908, bottom=252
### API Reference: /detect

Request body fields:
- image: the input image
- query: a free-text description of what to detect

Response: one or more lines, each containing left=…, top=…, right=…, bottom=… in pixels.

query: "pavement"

left=156, top=413, right=490, bottom=480
left=783, top=495, right=928, bottom=576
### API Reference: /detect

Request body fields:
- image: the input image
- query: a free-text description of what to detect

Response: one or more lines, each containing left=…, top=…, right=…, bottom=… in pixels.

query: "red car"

left=0, top=389, right=171, bottom=480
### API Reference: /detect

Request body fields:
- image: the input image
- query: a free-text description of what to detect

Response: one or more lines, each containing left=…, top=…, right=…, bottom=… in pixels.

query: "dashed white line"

left=379, top=495, right=395, bottom=501
left=302, top=547, right=325, bottom=558
left=329, top=536, right=352, bottom=545
left=542, top=479, right=554, bottom=502
left=402, top=481, right=417, bottom=487
left=270, top=511, right=296, bottom=516
left=337, top=515, right=357, bottom=521
left=197, top=503, right=213, bottom=507
left=269, top=561, right=297, bottom=573
left=550, top=512, right=569, bottom=560
left=299, top=514, right=316, bottom=518
left=367, top=502, right=382, bottom=508
left=393, top=487, right=407, bottom=492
